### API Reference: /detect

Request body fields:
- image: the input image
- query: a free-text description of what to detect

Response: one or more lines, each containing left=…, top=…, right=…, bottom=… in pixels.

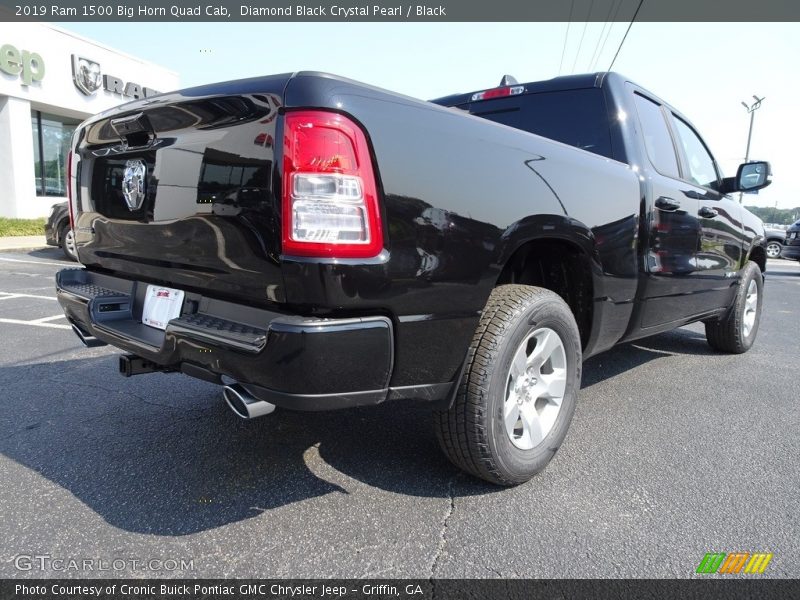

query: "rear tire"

left=434, top=285, right=582, bottom=486
left=705, top=261, right=762, bottom=353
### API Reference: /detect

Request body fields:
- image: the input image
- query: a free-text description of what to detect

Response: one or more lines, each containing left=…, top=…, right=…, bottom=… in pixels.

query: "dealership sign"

left=1, top=43, right=158, bottom=99
left=72, top=54, right=159, bottom=99
left=71, top=54, right=101, bottom=94
left=0, top=43, right=45, bottom=86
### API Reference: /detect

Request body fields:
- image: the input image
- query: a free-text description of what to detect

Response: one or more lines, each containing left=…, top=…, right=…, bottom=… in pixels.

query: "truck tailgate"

left=72, top=75, right=289, bottom=305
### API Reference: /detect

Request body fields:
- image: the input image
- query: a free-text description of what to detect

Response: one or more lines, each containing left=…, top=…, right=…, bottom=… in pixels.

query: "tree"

left=744, top=206, right=800, bottom=225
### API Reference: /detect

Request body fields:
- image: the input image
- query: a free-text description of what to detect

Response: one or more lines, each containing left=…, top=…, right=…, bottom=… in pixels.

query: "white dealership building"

left=0, top=24, right=179, bottom=218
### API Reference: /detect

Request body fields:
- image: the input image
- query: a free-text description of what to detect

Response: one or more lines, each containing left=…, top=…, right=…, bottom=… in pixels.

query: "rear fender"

left=494, top=214, right=602, bottom=284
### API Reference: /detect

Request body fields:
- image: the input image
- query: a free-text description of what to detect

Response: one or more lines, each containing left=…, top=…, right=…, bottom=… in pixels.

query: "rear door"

left=630, top=91, right=703, bottom=327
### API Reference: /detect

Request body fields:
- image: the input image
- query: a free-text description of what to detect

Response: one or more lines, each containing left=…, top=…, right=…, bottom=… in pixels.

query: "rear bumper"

left=55, top=268, right=405, bottom=410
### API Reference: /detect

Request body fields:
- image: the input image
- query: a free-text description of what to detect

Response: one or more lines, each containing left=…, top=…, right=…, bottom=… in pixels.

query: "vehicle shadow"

left=582, top=327, right=714, bottom=389
left=0, top=356, right=491, bottom=537
left=20, top=247, right=71, bottom=262
left=1, top=326, right=715, bottom=537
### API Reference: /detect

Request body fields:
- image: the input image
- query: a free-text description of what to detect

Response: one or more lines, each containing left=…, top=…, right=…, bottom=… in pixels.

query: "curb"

left=1, top=245, right=51, bottom=252
left=0, top=236, right=50, bottom=252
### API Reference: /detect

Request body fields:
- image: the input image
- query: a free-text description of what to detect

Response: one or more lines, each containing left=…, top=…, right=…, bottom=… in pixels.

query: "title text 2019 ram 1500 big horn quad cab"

left=55, top=71, right=771, bottom=485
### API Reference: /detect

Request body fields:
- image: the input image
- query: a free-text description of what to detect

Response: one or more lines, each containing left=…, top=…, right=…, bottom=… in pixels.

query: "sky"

left=62, top=21, right=800, bottom=209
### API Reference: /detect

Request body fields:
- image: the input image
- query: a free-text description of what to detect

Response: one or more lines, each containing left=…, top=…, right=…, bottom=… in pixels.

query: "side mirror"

left=738, top=161, right=772, bottom=191
left=719, top=161, right=772, bottom=195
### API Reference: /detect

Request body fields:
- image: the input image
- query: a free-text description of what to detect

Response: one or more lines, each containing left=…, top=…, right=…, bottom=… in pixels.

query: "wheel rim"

left=64, top=229, right=76, bottom=258
left=766, top=242, right=780, bottom=258
left=503, top=327, right=567, bottom=450
left=742, top=279, right=758, bottom=337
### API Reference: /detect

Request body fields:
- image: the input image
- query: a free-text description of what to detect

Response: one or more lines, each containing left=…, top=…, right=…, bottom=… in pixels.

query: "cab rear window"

left=468, top=88, right=614, bottom=160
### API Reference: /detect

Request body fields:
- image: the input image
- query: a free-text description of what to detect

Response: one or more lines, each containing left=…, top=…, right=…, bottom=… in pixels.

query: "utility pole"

left=739, top=95, right=765, bottom=204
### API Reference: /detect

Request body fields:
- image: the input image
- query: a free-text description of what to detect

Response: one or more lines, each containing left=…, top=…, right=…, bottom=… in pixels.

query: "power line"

left=587, top=0, right=618, bottom=72
left=570, top=0, right=595, bottom=74
left=590, top=0, right=624, bottom=71
left=608, top=0, right=644, bottom=72
left=557, top=0, right=575, bottom=76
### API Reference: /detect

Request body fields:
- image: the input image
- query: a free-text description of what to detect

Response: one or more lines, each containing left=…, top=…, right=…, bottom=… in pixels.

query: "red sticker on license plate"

left=142, top=285, right=184, bottom=330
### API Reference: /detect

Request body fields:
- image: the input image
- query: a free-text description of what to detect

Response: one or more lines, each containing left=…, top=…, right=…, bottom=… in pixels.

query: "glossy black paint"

left=283, top=72, right=641, bottom=378
left=610, top=78, right=764, bottom=339
left=55, top=268, right=396, bottom=407
left=61, top=70, right=767, bottom=409
left=72, top=74, right=289, bottom=305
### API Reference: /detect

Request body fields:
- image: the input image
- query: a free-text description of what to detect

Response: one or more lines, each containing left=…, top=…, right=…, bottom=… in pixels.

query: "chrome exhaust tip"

left=222, top=383, right=276, bottom=419
left=71, top=323, right=106, bottom=348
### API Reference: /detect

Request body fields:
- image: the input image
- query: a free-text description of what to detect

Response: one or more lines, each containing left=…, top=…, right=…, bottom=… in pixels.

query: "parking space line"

left=30, top=315, right=66, bottom=323
left=0, top=318, right=71, bottom=330
left=0, top=257, right=66, bottom=267
left=0, top=292, right=56, bottom=301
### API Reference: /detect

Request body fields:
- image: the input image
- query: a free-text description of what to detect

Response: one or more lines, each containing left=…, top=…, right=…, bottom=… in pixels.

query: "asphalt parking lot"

left=1, top=250, right=798, bottom=579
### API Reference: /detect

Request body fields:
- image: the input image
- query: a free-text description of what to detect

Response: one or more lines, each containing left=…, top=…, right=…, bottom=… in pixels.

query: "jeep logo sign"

left=0, top=43, right=45, bottom=86
left=70, top=54, right=159, bottom=99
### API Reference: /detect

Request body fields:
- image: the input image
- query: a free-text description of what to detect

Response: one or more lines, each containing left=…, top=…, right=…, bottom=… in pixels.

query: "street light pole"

left=740, top=95, right=765, bottom=204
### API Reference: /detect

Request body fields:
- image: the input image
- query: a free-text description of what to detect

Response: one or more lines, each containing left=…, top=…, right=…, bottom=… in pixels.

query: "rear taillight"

left=66, top=150, right=74, bottom=230
left=282, top=110, right=383, bottom=258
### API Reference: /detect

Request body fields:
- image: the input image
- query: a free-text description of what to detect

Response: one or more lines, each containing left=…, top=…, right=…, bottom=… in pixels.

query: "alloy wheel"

left=503, top=327, right=567, bottom=450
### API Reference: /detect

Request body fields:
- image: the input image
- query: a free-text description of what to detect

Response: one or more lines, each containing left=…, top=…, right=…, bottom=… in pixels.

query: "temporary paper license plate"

left=142, top=285, right=184, bottom=330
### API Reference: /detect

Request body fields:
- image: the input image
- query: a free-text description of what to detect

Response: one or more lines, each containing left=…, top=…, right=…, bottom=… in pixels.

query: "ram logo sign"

left=696, top=552, right=773, bottom=574
left=72, top=55, right=102, bottom=95
left=70, top=54, right=159, bottom=99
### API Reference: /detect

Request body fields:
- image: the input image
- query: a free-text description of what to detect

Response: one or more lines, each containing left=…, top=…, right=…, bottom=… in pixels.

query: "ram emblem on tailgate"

left=122, top=159, right=147, bottom=211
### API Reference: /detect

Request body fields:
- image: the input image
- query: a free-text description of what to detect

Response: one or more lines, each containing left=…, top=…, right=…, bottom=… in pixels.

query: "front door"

left=669, top=114, right=743, bottom=312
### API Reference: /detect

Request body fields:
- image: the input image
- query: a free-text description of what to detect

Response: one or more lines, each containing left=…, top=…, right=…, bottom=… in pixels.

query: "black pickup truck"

left=56, top=71, right=770, bottom=485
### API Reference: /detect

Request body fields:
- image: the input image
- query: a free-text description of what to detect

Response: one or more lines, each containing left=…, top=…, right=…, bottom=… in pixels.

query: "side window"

left=632, top=93, right=679, bottom=178
left=671, top=116, right=719, bottom=189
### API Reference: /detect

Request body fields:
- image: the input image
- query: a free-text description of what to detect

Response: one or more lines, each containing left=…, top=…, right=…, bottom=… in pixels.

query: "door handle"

left=655, top=196, right=681, bottom=212
left=698, top=206, right=719, bottom=218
